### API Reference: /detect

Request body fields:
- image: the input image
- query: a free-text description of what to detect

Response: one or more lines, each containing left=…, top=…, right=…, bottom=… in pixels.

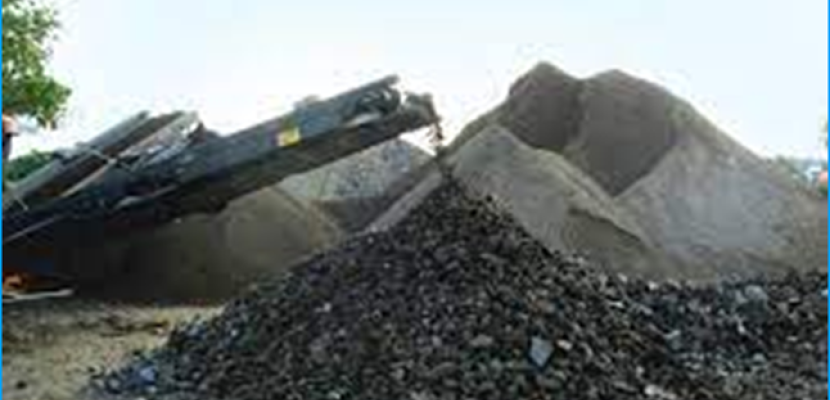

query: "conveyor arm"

left=3, top=76, right=439, bottom=248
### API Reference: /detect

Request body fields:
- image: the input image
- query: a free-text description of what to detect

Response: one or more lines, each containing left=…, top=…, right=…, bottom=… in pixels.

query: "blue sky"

left=16, top=0, right=829, bottom=158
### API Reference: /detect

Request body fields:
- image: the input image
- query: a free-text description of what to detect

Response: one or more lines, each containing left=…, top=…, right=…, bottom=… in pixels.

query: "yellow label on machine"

left=277, top=126, right=301, bottom=147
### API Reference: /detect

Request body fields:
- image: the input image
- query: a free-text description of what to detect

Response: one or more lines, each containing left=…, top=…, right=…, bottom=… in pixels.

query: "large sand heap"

left=377, top=62, right=827, bottom=281
left=62, top=187, right=342, bottom=301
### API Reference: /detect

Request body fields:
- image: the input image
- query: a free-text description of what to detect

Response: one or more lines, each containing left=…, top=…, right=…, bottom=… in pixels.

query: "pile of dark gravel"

left=100, top=183, right=828, bottom=400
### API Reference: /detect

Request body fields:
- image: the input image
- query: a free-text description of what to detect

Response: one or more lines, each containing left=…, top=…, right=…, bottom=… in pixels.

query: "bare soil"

left=2, top=300, right=216, bottom=400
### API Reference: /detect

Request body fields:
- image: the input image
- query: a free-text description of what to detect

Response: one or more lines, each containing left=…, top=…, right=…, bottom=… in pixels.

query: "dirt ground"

left=2, top=299, right=217, bottom=400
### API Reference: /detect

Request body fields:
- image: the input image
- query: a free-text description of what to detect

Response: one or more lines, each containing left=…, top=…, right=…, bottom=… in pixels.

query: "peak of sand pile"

left=465, top=62, right=686, bottom=196
left=101, top=182, right=827, bottom=400
left=415, top=61, right=827, bottom=281
left=500, top=62, right=584, bottom=152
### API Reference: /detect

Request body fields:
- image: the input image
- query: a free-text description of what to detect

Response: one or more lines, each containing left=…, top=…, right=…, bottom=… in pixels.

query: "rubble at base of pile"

left=97, top=182, right=828, bottom=400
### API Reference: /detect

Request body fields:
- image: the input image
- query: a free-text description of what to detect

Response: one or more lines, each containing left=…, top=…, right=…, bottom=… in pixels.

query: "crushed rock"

left=99, top=182, right=827, bottom=400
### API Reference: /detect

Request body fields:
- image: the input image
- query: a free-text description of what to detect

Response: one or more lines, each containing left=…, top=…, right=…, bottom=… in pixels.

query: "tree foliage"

left=2, top=0, right=70, bottom=128
left=4, top=149, right=52, bottom=181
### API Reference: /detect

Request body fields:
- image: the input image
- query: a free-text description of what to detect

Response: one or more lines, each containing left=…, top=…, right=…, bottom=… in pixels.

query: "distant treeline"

left=4, top=150, right=54, bottom=182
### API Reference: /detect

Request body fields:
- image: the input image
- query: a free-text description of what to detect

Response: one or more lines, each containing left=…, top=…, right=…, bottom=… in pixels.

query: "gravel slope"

left=101, top=182, right=827, bottom=400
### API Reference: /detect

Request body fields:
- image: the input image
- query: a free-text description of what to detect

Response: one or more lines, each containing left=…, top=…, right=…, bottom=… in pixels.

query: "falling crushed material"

left=101, top=182, right=827, bottom=400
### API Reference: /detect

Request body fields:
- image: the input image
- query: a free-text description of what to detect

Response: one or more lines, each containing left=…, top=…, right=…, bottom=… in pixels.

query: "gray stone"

left=428, top=362, right=457, bottom=378
left=534, top=299, right=556, bottom=314
left=529, top=336, right=554, bottom=368
left=555, top=339, right=573, bottom=351
left=410, top=391, right=435, bottom=400
left=744, top=285, right=769, bottom=303
left=391, top=367, right=406, bottom=381
left=138, top=366, right=157, bottom=384
left=644, top=384, right=678, bottom=400
left=664, top=330, right=682, bottom=350
left=470, top=334, right=495, bottom=348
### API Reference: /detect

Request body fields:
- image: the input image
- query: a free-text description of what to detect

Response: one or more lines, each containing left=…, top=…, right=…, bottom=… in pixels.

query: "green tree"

left=4, top=149, right=52, bottom=181
left=2, top=0, right=70, bottom=128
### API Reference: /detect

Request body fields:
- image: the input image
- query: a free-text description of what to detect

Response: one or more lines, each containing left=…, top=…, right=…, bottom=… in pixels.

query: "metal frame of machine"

left=2, top=76, right=439, bottom=298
